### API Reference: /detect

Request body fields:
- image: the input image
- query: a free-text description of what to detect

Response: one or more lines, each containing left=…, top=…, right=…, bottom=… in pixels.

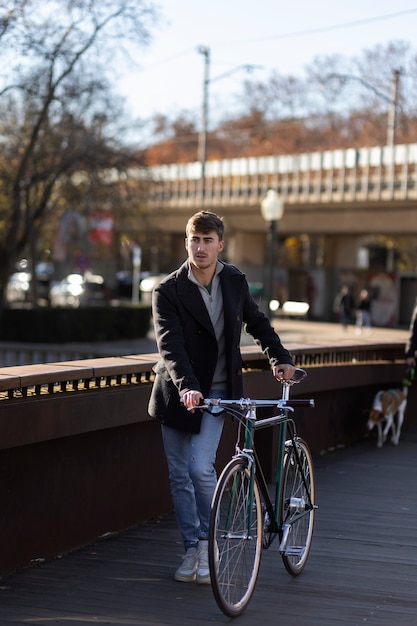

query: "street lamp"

left=197, top=45, right=262, bottom=202
left=260, top=189, right=284, bottom=314
left=324, top=69, right=401, bottom=149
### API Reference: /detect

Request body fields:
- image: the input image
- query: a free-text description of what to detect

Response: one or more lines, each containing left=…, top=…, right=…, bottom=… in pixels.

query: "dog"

left=367, top=386, right=408, bottom=447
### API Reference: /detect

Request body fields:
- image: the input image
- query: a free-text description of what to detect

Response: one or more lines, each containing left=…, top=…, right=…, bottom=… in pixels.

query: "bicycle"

left=200, top=367, right=316, bottom=617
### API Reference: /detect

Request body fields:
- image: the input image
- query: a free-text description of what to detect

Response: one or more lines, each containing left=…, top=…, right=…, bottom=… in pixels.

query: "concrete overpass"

left=144, top=142, right=417, bottom=235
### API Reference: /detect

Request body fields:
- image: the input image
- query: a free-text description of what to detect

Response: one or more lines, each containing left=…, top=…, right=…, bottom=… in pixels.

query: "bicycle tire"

left=280, top=437, right=315, bottom=575
left=208, top=457, right=263, bottom=617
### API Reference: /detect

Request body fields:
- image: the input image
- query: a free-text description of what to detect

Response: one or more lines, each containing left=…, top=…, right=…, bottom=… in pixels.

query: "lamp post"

left=260, top=189, right=284, bottom=315
left=324, top=69, right=401, bottom=149
left=197, top=45, right=210, bottom=201
left=386, top=69, right=401, bottom=149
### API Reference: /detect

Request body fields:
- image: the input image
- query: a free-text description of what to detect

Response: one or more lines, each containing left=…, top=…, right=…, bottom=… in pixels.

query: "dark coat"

left=406, top=300, right=417, bottom=359
left=148, top=260, right=293, bottom=433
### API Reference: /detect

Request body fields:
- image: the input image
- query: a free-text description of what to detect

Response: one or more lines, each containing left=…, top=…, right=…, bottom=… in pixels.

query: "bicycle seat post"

left=281, top=381, right=291, bottom=402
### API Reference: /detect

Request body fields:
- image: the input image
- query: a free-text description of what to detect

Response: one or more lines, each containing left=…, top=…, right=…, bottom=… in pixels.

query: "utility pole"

left=386, top=69, right=401, bottom=149
left=196, top=49, right=261, bottom=205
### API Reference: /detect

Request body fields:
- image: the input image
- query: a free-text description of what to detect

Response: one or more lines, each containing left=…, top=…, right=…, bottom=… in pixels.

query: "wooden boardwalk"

left=1, top=420, right=417, bottom=626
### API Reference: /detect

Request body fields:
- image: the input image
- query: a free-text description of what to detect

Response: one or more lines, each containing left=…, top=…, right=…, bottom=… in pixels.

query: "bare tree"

left=0, top=0, right=158, bottom=309
left=144, top=41, right=417, bottom=164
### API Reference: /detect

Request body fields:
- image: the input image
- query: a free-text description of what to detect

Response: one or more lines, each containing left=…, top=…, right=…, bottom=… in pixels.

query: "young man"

left=406, top=298, right=417, bottom=369
left=148, top=211, right=295, bottom=584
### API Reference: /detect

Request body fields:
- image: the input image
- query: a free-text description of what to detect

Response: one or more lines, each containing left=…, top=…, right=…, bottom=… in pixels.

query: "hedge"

left=0, top=305, right=152, bottom=343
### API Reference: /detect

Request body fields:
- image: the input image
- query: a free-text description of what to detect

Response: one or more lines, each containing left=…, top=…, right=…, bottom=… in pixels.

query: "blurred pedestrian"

left=355, top=288, right=372, bottom=334
left=333, top=286, right=355, bottom=329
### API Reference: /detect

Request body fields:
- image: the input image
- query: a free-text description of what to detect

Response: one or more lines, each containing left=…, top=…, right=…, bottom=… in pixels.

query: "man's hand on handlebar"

left=272, top=364, right=297, bottom=382
left=181, top=365, right=298, bottom=410
left=181, top=390, right=204, bottom=412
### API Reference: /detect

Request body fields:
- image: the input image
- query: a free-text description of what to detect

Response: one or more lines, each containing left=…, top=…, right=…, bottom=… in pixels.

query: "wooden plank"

left=0, top=421, right=416, bottom=624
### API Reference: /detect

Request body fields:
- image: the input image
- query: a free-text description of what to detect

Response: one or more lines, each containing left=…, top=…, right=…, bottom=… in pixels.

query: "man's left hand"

left=272, top=364, right=297, bottom=381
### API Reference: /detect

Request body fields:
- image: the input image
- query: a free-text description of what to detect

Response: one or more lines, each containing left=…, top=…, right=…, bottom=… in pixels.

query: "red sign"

left=89, top=212, right=114, bottom=245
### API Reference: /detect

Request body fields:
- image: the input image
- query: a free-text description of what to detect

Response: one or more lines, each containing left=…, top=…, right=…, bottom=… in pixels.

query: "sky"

left=115, top=1, right=417, bottom=129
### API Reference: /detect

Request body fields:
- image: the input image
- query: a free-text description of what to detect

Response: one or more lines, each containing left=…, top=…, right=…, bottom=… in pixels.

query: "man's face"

left=185, top=229, right=224, bottom=271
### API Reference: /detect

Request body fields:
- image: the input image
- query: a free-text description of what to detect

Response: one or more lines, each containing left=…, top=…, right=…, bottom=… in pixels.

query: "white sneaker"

left=174, top=547, right=198, bottom=582
left=196, top=540, right=210, bottom=584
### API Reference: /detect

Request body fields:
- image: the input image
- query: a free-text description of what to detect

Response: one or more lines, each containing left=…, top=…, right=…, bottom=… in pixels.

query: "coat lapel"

left=175, top=262, right=214, bottom=334
left=220, top=265, right=245, bottom=330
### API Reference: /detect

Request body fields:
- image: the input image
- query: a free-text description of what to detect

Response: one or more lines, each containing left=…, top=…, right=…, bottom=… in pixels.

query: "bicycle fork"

left=277, top=426, right=316, bottom=557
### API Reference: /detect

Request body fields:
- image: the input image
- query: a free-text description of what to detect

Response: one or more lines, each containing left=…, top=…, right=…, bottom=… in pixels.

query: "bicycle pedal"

left=282, top=546, right=305, bottom=557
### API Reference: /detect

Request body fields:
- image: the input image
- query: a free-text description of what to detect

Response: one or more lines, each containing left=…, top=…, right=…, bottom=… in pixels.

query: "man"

left=355, top=288, right=372, bottom=334
left=405, top=298, right=417, bottom=369
left=148, top=211, right=295, bottom=584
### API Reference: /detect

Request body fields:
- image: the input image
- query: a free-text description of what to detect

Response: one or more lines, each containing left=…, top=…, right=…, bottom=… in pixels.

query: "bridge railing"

left=144, top=143, right=417, bottom=206
left=0, top=340, right=410, bottom=577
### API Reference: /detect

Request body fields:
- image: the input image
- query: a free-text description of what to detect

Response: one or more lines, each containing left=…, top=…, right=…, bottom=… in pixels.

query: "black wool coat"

left=147, top=260, right=293, bottom=433
left=406, top=300, right=417, bottom=359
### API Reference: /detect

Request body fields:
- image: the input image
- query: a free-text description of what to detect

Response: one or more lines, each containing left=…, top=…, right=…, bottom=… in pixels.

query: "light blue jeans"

left=161, top=390, right=226, bottom=551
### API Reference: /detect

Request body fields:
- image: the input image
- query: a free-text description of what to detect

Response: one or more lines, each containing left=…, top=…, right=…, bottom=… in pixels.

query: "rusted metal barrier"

left=0, top=341, right=412, bottom=577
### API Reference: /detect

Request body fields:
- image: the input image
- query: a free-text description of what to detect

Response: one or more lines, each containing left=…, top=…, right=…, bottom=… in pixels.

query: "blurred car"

left=5, top=263, right=53, bottom=305
left=139, top=274, right=166, bottom=303
left=5, top=272, right=31, bottom=303
left=50, top=273, right=109, bottom=307
left=115, top=270, right=151, bottom=299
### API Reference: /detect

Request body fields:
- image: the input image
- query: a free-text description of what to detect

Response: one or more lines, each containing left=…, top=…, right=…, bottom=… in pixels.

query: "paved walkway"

left=0, top=319, right=408, bottom=366
left=83, top=318, right=410, bottom=357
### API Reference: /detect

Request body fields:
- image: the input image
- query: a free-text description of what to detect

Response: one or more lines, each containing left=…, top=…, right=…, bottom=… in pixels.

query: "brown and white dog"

left=367, top=387, right=408, bottom=447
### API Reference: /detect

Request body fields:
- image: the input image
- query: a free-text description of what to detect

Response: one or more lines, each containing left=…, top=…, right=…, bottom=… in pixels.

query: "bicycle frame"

left=235, top=401, right=314, bottom=551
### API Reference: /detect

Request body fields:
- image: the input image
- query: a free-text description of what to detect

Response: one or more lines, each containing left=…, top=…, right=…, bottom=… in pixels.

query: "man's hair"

left=185, top=211, right=224, bottom=240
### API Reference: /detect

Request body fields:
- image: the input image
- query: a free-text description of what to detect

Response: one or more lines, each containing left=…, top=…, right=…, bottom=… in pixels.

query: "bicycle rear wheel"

left=209, top=457, right=263, bottom=617
left=280, top=437, right=315, bottom=575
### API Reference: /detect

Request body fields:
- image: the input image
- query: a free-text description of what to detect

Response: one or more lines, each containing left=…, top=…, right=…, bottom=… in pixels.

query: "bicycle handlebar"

left=198, top=397, right=315, bottom=411
left=181, top=367, right=314, bottom=411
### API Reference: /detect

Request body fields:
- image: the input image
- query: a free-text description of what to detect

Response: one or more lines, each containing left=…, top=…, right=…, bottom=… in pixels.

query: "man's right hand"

left=181, top=390, right=204, bottom=412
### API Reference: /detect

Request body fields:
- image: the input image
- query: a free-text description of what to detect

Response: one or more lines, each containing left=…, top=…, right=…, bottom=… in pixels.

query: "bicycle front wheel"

left=280, top=437, right=315, bottom=576
left=209, top=457, right=263, bottom=617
